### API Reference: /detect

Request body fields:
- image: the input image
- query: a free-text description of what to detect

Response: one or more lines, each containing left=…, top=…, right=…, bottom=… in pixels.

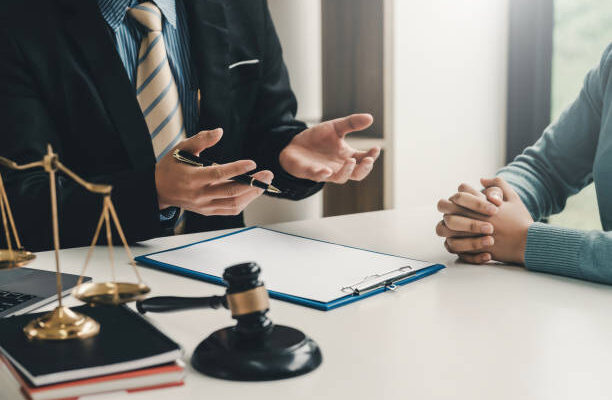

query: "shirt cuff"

left=524, top=222, right=584, bottom=279
left=159, top=207, right=178, bottom=222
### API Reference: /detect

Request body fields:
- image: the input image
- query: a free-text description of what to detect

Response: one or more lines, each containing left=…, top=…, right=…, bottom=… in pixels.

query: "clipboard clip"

left=341, top=266, right=415, bottom=296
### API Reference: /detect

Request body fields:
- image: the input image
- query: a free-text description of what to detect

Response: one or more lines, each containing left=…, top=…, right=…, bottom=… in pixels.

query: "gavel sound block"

left=136, top=262, right=322, bottom=381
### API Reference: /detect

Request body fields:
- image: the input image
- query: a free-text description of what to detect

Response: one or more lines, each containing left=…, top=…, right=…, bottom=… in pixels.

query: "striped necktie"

left=129, top=2, right=186, bottom=233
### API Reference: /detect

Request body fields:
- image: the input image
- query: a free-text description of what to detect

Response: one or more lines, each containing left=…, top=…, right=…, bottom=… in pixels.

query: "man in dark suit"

left=0, top=0, right=380, bottom=251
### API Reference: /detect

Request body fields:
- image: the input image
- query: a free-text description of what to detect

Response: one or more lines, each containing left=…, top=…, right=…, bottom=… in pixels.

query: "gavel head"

left=223, top=262, right=272, bottom=337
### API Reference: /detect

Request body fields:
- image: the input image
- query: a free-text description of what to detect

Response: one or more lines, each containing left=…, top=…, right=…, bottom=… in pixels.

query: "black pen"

left=172, top=149, right=282, bottom=194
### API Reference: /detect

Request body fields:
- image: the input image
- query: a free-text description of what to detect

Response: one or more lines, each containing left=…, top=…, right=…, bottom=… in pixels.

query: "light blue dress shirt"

left=96, top=0, right=198, bottom=145
left=97, top=0, right=198, bottom=222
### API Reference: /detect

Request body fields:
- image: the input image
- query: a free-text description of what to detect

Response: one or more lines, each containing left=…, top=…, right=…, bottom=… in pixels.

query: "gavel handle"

left=136, top=295, right=228, bottom=314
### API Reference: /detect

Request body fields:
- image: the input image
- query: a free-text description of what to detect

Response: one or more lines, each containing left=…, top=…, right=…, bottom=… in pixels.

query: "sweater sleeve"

left=496, top=44, right=612, bottom=284
left=524, top=223, right=612, bottom=284
left=497, top=43, right=612, bottom=222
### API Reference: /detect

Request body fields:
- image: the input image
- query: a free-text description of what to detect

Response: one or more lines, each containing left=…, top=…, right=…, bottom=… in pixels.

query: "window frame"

left=506, top=0, right=554, bottom=163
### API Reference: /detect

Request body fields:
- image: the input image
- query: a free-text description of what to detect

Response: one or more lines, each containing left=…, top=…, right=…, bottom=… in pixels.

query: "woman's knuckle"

left=470, top=239, right=479, bottom=251
left=470, top=220, right=479, bottom=232
left=444, top=240, right=454, bottom=253
left=435, top=221, right=446, bottom=236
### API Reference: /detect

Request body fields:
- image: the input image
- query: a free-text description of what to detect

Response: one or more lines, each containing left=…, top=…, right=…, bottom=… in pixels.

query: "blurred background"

left=246, top=0, right=612, bottom=230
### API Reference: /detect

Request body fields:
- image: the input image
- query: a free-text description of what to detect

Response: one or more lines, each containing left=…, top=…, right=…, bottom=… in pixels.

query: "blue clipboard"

left=135, top=227, right=445, bottom=311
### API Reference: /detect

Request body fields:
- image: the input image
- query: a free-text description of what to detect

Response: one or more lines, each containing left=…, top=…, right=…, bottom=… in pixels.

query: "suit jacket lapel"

left=183, top=0, right=231, bottom=161
left=58, top=0, right=155, bottom=169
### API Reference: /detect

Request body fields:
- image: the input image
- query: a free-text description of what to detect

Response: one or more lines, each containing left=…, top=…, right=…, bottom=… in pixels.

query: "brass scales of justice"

left=0, top=145, right=150, bottom=340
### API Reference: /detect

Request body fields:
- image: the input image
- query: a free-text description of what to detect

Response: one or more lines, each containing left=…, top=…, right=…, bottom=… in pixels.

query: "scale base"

left=191, top=325, right=322, bottom=381
left=23, top=306, right=100, bottom=341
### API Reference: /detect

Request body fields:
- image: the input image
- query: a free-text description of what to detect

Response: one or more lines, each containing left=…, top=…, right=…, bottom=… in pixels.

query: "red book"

left=0, top=355, right=185, bottom=400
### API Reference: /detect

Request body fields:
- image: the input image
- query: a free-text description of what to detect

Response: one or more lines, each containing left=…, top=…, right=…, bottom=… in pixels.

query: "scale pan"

left=0, top=249, right=35, bottom=270
left=73, top=281, right=150, bottom=305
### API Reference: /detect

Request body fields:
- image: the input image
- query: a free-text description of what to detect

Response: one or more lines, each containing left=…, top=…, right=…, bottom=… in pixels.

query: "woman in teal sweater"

left=436, top=43, right=612, bottom=284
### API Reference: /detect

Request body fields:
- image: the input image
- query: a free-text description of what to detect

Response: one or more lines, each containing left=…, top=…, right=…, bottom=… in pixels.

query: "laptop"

left=0, top=268, right=89, bottom=317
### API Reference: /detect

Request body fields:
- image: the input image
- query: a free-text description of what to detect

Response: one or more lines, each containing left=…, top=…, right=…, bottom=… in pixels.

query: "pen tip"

left=267, top=185, right=282, bottom=194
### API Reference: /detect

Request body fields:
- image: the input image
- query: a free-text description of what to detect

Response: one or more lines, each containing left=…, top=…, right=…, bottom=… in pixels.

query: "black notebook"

left=0, top=305, right=182, bottom=386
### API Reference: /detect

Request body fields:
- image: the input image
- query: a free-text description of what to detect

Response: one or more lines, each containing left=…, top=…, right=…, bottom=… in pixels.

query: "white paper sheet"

left=146, top=227, right=434, bottom=303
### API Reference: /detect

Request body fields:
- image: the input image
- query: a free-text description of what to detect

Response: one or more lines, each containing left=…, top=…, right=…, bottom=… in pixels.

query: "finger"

left=207, top=209, right=249, bottom=216
left=251, top=170, right=274, bottom=185
left=483, top=186, right=504, bottom=206
left=458, top=253, right=492, bottom=264
left=206, top=181, right=258, bottom=199
left=445, top=236, right=494, bottom=253
left=203, top=159, right=257, bottom=182
left=443, top=214, right=494, bottom=234
left=457, top=182, right=484, bottom=198
left=209, top=180, right=268, bottom=212
left=435, top=220, right=482, bottom=238
left=350, top=157, right=374, bottom=181
left=208, top=189, right=259, bottom=210
left=327, top=158, right=356, bottom=183
left=449, top=192, right=498, bottom=216
left=311, top=168, right=335, bottom=181
left=330, top=113, right=373, bottom=138
left=480, top=177, right=519, bottom=201
left=353, top=147, right=381, bottom=162
left=178, top=128, right=223, bottom=154
left=280, top=153, right=333, bottom=181
left=205, top=170, right=274, bottom=199
left=437, top=199, right=490, bottom=220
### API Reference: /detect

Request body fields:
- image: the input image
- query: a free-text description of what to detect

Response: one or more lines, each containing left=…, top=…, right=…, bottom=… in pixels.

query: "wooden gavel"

left=136, top=262, right=322, bottom=381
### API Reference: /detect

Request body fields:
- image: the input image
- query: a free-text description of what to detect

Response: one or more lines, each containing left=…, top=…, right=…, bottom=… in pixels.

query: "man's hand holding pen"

left=155, top=114, right=380, bottom=217
left=155, top=128, right=274, bottom=216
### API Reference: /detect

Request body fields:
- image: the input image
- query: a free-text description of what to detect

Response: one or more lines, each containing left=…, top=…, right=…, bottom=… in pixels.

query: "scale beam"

left=0, top=144, right=150, bottom=340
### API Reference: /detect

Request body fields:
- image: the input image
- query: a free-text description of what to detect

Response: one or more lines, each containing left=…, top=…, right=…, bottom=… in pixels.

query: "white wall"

left=389, top=0, right=509, bottom=210
left=244, top=0, right=323, bottom=225
left=266, top=0, right=322, bottom=124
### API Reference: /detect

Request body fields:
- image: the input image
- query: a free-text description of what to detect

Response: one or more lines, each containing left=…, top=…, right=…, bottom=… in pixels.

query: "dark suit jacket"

left=0, top=0, right=322, bottom=251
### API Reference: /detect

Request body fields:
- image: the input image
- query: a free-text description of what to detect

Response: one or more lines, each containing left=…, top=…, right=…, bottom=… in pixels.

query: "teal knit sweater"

left=497, top=43, right=612, bottom=284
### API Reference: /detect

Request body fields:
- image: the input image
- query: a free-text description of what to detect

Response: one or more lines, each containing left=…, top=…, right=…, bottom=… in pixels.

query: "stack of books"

left=0, top=305, right=185, bottom=400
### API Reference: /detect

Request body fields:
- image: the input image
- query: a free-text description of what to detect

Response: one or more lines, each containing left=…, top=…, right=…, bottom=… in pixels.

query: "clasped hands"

left=155, top=114, right=379, bottom=216
left=436, top=177, right=534, bottom=265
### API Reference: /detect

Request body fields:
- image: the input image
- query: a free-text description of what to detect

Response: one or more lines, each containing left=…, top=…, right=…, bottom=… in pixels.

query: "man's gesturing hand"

left=279, top=113, right=381, bottom=183
left=155, top=129, right=273, bottom=216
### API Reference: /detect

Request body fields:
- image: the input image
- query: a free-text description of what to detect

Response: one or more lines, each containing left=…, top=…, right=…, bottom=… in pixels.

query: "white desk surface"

left=3, top=207, right=612, bottom=400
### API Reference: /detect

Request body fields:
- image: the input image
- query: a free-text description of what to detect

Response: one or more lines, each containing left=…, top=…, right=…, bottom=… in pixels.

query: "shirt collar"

left=97, top=0, right=177, bottom=31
